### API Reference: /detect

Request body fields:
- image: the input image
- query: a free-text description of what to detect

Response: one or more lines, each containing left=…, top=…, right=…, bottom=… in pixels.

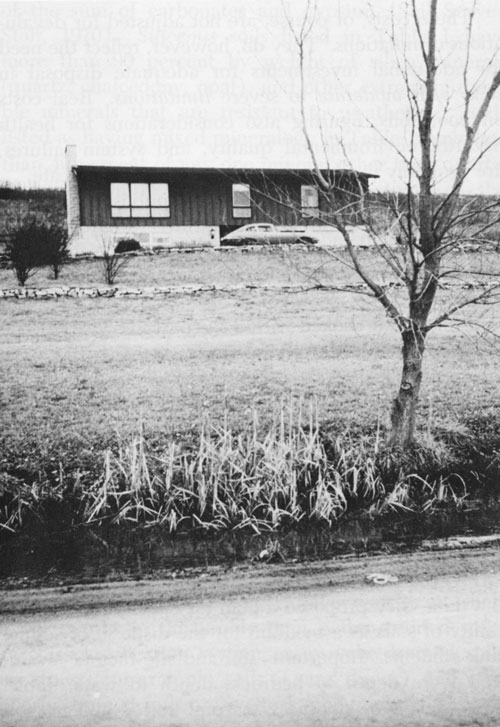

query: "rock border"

left=0, top=279, right=494, bottom=300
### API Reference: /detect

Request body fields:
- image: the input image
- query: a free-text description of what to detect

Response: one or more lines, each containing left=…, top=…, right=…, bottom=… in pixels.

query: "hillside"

left=0, top=186, right=66, bottom=247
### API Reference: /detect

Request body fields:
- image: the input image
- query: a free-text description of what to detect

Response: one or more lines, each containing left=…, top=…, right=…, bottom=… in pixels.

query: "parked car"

left=220, top=224, right=318, bottom=246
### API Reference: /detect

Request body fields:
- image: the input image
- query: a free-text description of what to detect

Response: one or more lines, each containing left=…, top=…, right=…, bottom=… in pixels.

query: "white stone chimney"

left=65, top=144, right=80, bottom=238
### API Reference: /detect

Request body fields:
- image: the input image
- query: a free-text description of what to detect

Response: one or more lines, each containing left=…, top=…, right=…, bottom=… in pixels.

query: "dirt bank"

left=2, top=539, right=500, bottom=615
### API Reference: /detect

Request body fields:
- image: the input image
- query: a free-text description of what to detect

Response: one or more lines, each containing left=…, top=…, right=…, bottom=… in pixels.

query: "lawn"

left=1, top=279, right=499, bottom=455
left=0, top=246, right=396, bottom=290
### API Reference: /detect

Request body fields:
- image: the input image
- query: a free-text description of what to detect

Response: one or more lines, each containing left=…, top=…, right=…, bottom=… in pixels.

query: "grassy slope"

left=1, top=290, right=390, bottom=444
left=0, top=247, right=399, bottom=289
left=1, top=247, right=500, bottom=453
left=1, top=243, right=498, bottom=290
left=1, top=277, right=499, bottom=454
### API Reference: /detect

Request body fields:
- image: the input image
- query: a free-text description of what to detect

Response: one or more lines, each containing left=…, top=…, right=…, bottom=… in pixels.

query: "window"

left=301, top=185, right=319, bottom=217
left=110, top=182, right=170, bottom=218
left=232, top=183, right=251, bottom=218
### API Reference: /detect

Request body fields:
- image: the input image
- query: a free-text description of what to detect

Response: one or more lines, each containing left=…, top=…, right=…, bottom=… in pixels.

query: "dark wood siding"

left=79, top=169, right=369, bottom=227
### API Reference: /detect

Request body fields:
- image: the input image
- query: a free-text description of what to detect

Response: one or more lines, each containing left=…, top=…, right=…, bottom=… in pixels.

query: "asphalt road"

left=2, top=570, right=500, bottom=727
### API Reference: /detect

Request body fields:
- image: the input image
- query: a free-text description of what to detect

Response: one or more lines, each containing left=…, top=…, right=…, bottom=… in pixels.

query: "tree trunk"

left=389, top=327, right=426, bottom=449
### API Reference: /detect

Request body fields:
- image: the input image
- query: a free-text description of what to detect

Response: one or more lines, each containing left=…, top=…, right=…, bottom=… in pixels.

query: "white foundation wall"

left=70, top=226, right=221, bottom=256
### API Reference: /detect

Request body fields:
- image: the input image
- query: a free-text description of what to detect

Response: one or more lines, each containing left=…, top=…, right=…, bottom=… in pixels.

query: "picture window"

left=110, top=183, right=170, bottom=218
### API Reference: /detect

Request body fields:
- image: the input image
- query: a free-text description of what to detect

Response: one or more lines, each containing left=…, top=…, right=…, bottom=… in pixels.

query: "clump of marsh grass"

left=0, top=400, right=492, bottom=537
left=77, top=400, right=473, bottom=534
left=0, top=475, right=35, bottom=532
left=83, top=402, right=348, bottom=532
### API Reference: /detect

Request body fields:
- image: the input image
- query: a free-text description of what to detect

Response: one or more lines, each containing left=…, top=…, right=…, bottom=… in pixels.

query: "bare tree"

left=285, top=0, right=500, bottom=448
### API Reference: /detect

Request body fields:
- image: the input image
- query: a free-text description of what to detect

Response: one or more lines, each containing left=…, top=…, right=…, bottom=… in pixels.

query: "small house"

left=65, top=145, right=378, bottom=254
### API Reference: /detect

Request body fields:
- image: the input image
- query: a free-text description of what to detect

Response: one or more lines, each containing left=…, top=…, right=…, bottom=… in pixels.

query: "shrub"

left=5, top=217, right=45, bottom=285
left=4, top=216, right=69, bottom=285
left=101, top=239, right=133, bottom=285
left=114, top=238, right=142, bottom=254
left=39, top=223, right=70, bottom=279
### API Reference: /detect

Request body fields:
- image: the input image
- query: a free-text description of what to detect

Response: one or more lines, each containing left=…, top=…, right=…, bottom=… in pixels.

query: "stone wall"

left=0, top=283, right=340, bottom=300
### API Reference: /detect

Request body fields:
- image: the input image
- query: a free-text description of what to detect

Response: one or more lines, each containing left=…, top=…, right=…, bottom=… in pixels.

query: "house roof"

left=75, top=164, right=379, bottom=179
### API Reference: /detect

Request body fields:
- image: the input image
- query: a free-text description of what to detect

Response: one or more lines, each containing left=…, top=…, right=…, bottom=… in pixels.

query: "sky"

left=1, top=0, right=500, bottom=192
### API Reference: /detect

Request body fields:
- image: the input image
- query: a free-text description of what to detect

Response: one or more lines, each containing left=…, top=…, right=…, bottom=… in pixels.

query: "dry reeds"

left=0, top=400, right=477, bottom=536
left=77, top=400, right=468, bottom=534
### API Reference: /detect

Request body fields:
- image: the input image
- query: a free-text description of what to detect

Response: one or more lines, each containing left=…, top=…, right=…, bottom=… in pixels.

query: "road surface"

left=2, top=570, right=500, bottom=727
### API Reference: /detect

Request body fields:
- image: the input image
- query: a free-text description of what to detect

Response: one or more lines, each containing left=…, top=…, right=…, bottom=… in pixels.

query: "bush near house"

left=4, top=217, right=46, bottom=285
left=114, top=238, right=142, bottom=254
left=0, top=186, right=67, bottom=283
left=4, top=215, right=69, bottom=285
left=41, top=223, right=70, bottom=279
